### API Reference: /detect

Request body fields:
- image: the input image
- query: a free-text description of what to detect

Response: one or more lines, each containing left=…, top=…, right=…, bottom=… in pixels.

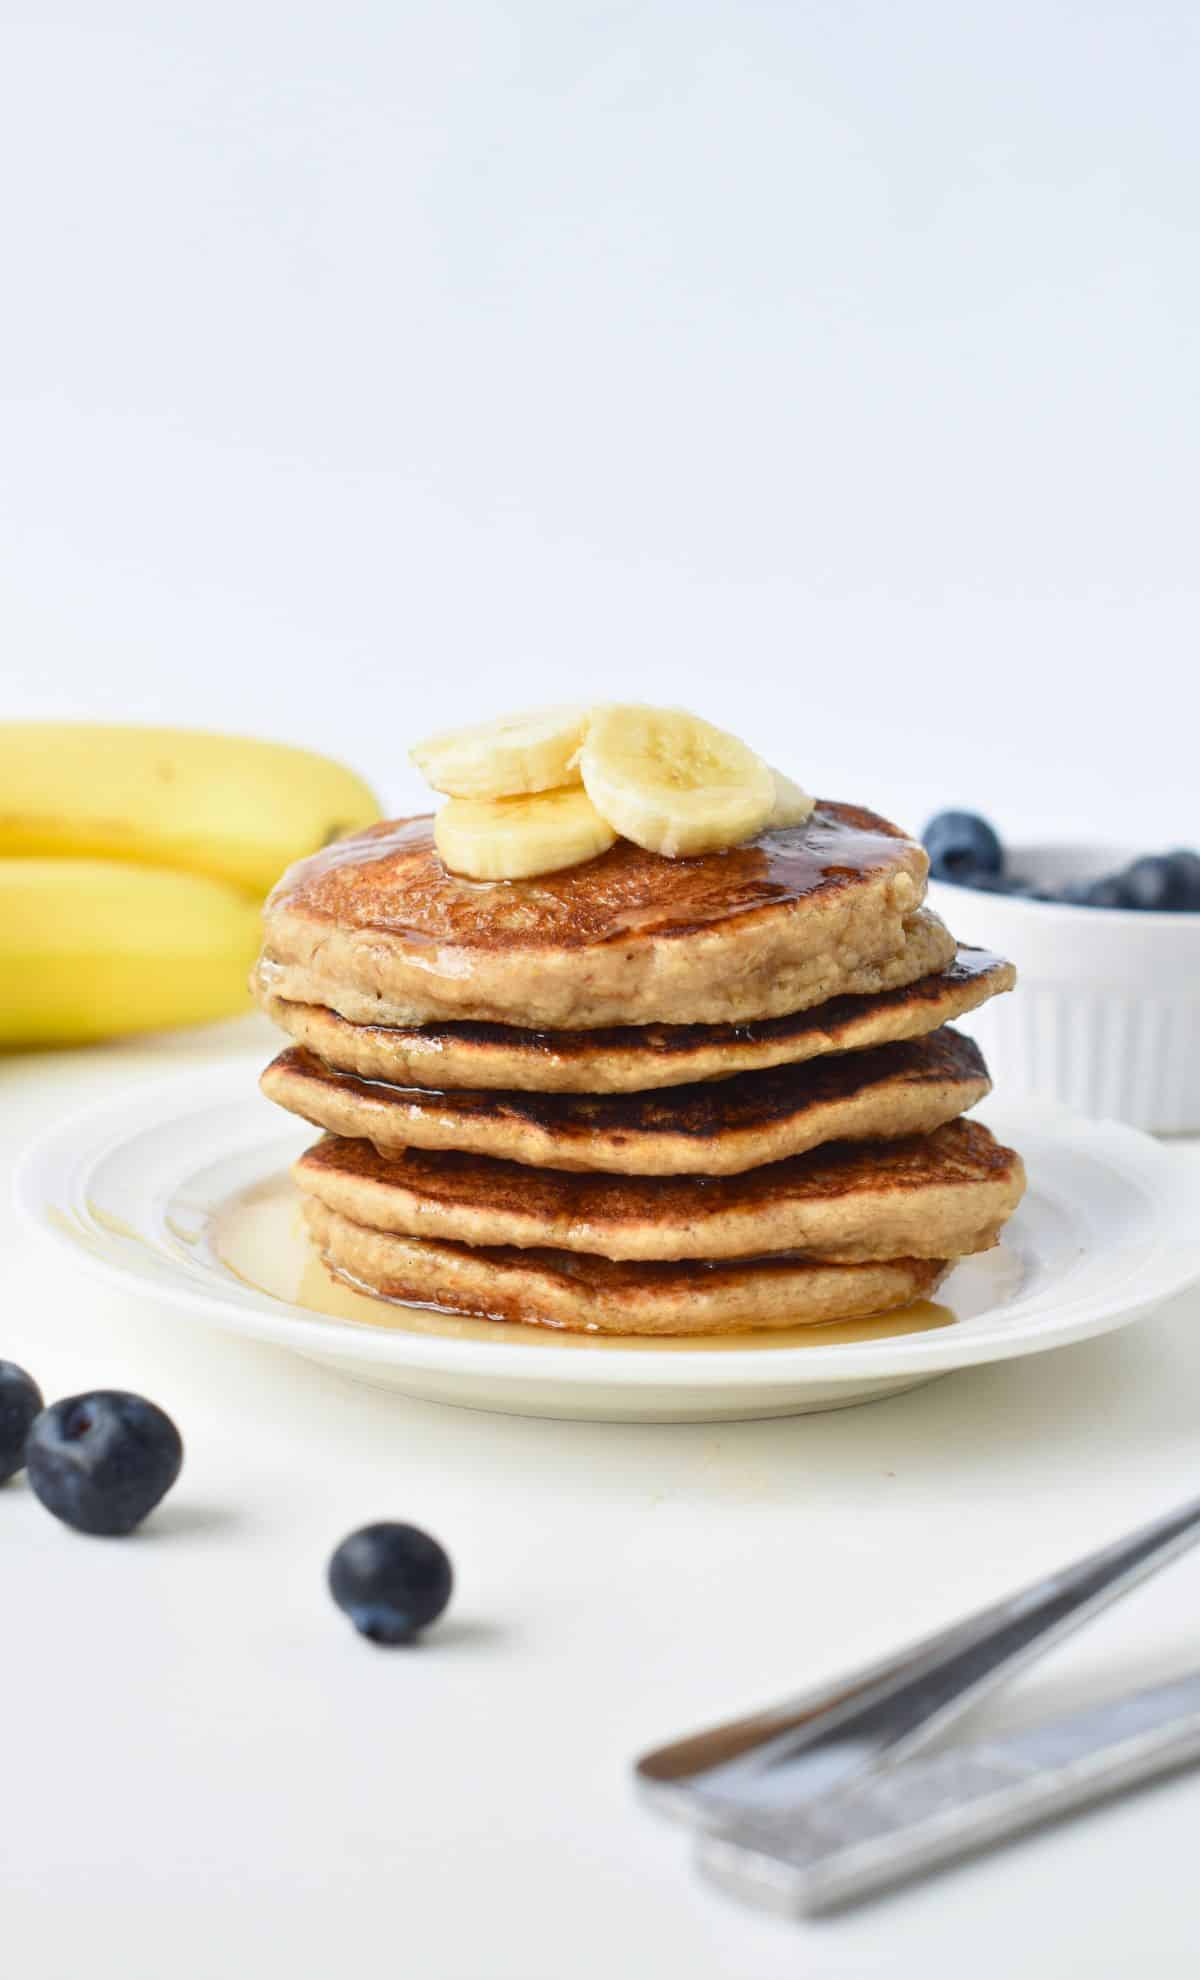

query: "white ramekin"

left=928, top=846, right=1200, bottom=1134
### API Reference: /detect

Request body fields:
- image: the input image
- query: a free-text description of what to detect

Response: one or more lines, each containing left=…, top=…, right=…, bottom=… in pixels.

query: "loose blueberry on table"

left=25, top=1390, right=184, bottom=1536
left=329, top=1522, right=454, bottom=1645
left=922, top=811, right=1200, bottom=910
left=0, top=1360, right=44, bottom=1484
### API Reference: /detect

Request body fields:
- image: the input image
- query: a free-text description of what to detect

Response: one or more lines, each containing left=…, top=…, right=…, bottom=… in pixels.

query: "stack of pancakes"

left=253, top=801, right=1024, bottom=1336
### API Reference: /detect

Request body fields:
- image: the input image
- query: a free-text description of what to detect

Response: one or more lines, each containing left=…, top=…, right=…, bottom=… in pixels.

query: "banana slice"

left=767, top=768, right=816, bottom=830
left=434, top=787, right=617, bottom=881
left=579, top=705, right=775, bottom=858
left=411, top=706, right=590, bottom=799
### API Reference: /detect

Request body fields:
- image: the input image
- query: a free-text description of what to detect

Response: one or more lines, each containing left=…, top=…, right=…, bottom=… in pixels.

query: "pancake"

left=257, top=803, right=946, bottom=1029
left=258, top=945, right=1013, bottom=1095
left=293, top=1117, right=1025, bottom=1264
left=261, top=1027, right=990, bottom=1177
left=302, top=1199, right=952, bottom=1336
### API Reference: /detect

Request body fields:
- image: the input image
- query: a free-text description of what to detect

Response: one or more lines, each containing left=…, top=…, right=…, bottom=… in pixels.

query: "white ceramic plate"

left=15, top=1068, right=1200, bottom=1422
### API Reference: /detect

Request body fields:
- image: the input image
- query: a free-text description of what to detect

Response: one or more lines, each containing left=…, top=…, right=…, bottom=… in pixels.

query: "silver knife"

left=700, top=1670, right=1200, bottom=1915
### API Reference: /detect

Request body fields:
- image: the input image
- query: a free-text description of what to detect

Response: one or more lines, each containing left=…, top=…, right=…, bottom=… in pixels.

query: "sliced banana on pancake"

left=434, top=786, right=617, bottom=881
left=579, top=705, right=776, bottom=858
left=767, top=768, right=816, bottom=830
left=411, top=705, right=590, bottom=799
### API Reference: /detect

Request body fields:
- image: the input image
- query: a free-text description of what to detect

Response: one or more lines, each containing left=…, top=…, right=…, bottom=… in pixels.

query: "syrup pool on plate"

left=210, top=1174, right=1019, bottom=1353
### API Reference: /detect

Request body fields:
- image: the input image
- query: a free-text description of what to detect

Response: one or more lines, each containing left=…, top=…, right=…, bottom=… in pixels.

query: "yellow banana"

left=0, top=724, right=381, bottom=897
left=0, top=858, right=262, bottom=1045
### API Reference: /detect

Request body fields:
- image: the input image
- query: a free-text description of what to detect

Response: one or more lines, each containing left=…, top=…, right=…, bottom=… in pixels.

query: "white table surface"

left=4, top=1017, right=1200, bottom=1980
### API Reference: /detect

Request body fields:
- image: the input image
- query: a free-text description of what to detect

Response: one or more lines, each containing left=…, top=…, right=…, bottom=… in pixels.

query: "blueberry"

left=26, top=1391, right=183, bottom=1536
left=1163, top=850, right=1200, bottom=911
left=922, top=811, right=1005, bottom=885
left=964, top=873, right=1042, bottom=898
left=1120, top=856, right=1176, bottom=912
left=0, top=1361, right=43, bottom=1484
left=958, top=871, right=1013, bottom=893
left=329, top=1523, right=453, bottom=1645
left=1083, top=873, right=1134, bottom=909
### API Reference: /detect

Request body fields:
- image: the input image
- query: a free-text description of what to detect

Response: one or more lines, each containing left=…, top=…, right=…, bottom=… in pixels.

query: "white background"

left=2, top=1, right=1197, bottom=834
left=4, top=9, right=1200, bottom=1979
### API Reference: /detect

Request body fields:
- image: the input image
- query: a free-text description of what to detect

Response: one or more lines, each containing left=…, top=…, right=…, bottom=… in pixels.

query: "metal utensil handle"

left=638, top=1492, right=1200, bottom=1823
left=698, top=1669, right=1200, bottom=1916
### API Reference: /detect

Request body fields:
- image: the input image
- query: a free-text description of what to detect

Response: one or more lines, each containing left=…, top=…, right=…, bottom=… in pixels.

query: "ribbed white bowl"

left=929, top=847, right=1200, bottom=1133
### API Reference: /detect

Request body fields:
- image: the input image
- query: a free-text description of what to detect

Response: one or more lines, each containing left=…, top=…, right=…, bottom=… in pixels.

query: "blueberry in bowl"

left=922, top=812, right=1200, bottom=913
left=1165, top=850, right=1200, bottom=910
left=922, top=811, right=1005, bottom=887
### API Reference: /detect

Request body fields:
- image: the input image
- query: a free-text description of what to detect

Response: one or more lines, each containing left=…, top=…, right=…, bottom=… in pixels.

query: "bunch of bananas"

left=0, top=725, right=380, bottom=1045
left=410, top=703, right=814, bottom=879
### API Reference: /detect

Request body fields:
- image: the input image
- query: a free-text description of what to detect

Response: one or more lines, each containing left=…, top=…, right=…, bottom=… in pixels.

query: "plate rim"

left=13, top=1067, right=1200, bottom=1392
